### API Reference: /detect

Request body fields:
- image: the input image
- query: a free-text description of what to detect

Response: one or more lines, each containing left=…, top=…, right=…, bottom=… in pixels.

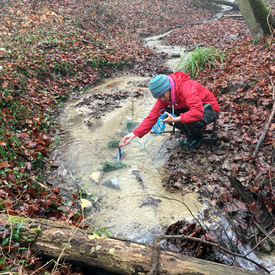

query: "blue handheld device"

left=118, top=146, right=122, bottom=160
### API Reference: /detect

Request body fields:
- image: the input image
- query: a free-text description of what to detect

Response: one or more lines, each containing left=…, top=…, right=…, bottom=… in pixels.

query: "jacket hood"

left=170, top=71, right=191, bottom=83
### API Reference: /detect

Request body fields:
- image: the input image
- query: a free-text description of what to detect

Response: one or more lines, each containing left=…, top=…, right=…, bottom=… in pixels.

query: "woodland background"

left=1, top=0, right=275, bottom=274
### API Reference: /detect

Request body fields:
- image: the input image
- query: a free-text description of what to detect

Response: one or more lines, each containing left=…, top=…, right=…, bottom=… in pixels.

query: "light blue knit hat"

left=148, top=74, right=171, bottom=98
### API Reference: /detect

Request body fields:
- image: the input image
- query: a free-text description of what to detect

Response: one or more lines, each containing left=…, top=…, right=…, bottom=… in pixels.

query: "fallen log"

left=0, top=214, right=262, bottom=275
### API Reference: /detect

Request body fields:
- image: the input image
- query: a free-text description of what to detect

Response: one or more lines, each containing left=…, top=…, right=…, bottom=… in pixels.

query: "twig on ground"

left=270, top=168, right=275, bottom=198
left=51, top=217, right=86, bottom=274
left=88, top=16, right=113, bottom=41
left=244, top=227, right=275, bottom=258
left=253, top=72, right=275, bottom=158
left=153, top=193, right=205, bottom=231
left=272, top=146, right=275, bottom=165
left=30, top=259, right=55, bottom=275
left=147, top=237, right=160, bottom=275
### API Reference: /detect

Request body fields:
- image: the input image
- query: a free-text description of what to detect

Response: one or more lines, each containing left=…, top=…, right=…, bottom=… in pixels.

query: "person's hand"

left=119, top=133, right=136, bottom=147
left=163, top=112, right=179, bottom=123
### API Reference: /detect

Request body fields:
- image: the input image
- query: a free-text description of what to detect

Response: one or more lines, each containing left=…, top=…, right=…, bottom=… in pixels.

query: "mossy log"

left=0, top=214, right=261, bottom=275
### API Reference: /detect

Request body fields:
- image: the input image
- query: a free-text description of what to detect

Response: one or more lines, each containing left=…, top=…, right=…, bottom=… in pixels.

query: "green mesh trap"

left=102, top=161, right=127, bottom=172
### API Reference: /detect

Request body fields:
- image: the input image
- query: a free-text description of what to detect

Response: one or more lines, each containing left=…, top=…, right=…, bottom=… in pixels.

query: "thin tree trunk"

left=236, top=0, right=274, bottom=40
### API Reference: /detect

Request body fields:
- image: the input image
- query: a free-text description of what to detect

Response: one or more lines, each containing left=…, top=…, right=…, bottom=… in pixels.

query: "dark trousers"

left=167, top=104, right=219, bottom=137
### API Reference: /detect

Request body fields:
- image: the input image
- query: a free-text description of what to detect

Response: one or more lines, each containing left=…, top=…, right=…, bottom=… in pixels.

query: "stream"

left=48, top=1, right=275, bottom=273
left=51, top=74, right=203, bottom=243
left=49, top=10, right=205, bottom=245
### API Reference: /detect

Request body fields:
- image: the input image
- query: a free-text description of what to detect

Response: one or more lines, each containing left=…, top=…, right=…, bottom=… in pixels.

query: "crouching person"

left=119, top=71, right=220, bottom=149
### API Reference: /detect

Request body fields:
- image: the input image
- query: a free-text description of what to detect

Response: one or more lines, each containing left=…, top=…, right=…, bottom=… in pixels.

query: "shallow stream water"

left=54, top=74, right=203, bottom=243
left=49, top=9, right=209, bottom=244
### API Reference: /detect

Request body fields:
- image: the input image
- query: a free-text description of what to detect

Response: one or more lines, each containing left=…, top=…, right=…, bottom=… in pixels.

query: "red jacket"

left=133, top=71, right=220, bottom=138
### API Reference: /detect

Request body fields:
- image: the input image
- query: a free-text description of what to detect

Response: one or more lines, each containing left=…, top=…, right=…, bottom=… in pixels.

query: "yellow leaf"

left=88, top=233, right=101, bottom=240
left=80, top=199, right=92, bottom=209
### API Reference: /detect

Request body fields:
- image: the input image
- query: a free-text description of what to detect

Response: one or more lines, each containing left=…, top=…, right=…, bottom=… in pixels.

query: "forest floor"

left=1, top=0, right=275, bottom=274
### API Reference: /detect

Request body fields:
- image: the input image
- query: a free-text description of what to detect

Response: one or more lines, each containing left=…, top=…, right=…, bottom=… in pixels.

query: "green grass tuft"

left=176, top=46, right=225, bottom=78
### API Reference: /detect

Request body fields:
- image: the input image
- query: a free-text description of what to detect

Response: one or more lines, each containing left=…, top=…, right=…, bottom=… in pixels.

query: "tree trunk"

left=0, top=214, right=262, bottom=275
left=236, top=0, right=274, bottom=40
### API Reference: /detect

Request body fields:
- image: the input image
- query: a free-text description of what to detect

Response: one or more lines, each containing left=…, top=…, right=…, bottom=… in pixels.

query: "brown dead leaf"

left=0, top=161, right=9, bottom=170
left=0, top=141, right=6, bottom=147
left=246, top=202, right=256, bottom=213
left=4, top=199, right=13, bottom=209
left=7, top=173, right=16, bottom=183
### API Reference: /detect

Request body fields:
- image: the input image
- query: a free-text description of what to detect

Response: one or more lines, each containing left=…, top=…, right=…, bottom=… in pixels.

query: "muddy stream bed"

left=50, top=73, right=203, bottom=243
left=46, top=23, right=206, bottom=244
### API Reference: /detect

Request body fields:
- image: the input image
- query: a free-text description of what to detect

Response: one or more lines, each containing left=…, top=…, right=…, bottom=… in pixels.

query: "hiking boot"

left=180, top=135, right=193, bottom=146
left=182, top=119, right=204, bottom=150
left=184, top=135, right=205, bottom=149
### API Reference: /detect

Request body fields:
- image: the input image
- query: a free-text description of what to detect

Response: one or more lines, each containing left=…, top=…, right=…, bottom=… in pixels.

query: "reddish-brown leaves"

left=165, top=220, right=214, bottom=258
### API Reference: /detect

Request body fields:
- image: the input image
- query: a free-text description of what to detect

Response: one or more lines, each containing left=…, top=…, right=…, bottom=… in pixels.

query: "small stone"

left=89, top=171, right=103, bottom=183
left=61, top=169, right=68, bottom=176
left=102, top=178, right=121, bottom=190
left=80, top=198, right=93, bottom=209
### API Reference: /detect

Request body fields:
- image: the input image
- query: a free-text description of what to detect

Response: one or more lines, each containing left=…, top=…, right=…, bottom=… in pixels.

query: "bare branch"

left=253, top=72, right=275, bottom=158
left=244, top=227, right=275, bottom=258
left=150, top=234, right=270, bottom=274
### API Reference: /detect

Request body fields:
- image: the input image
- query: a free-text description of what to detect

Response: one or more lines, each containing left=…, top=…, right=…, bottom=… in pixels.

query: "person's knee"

left=202, top=104, right=215, bottom=125
left=173, top=122, right=189, bottom=134
left=166, top=106, right=172, bottom=113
